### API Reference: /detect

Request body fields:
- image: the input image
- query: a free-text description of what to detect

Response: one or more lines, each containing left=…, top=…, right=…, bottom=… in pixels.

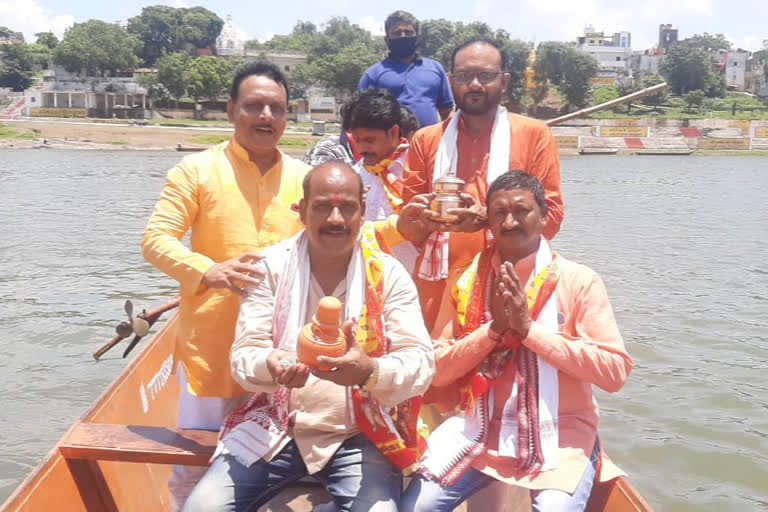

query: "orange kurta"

left=430, top=256, right=633, bottom=492
left=141, top=139, right=310, bottom=398
left=404, top=113, right=564, bottom=330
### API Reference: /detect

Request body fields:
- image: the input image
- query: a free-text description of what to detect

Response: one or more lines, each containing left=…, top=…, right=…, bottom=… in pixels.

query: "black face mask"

left=387, top=36, right=418, bottom=59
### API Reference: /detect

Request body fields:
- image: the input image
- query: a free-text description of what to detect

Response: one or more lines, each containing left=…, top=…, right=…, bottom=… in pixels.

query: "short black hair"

left=302, top=160, right=364, bottom=202
left=451, top=36, right=507, bottom=72
left=230, top=61, right=289, bottom=102
left=341, top=88, right=402, bottom=132
left=385, top=10, right=419, bottom=35
left=487, top=170, right=548, bottom=216
left=399, top=105, right=420, bottom=136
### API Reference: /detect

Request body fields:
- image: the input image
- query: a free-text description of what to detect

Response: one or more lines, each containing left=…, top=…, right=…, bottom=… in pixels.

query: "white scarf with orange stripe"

left=417, top=106, right=511, bottom=281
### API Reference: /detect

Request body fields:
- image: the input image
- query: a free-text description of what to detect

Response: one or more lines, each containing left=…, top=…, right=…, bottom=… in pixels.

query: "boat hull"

left=2, top=312, right=651, bottom=512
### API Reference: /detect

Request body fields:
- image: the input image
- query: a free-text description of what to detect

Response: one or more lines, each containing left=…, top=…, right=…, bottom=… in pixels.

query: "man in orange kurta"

left=399, top=37, right=563, bottom=331
left=401, top=171, right=632, bottom=511
left=141, top=62, right=309, bottom=510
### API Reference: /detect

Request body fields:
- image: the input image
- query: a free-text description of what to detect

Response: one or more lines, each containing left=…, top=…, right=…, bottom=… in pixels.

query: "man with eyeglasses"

left=359, top=10, right=454, bottom=128
left=397, top=36, right=564, bottom=333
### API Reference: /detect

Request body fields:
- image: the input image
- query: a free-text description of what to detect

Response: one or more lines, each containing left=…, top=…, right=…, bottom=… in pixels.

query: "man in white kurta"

left=184, top=162, right=434, bottom=512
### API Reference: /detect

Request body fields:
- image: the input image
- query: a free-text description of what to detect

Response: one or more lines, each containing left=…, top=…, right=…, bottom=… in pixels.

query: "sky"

left=3, top=0, right=766, bottom=53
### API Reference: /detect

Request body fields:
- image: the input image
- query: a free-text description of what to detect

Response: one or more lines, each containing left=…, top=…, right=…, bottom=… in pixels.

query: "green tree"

left=127, top=5, right=222, bottom=65
left=560, top=52, right=598, bottom=109
left=311, top=40, right=381, bottom=95
left=0, top=43, right=35, bottom=90
left=137, top=71, right=169, bottom=101
left=177, top=7, right=224, bottom=49
left=419, top=19, right=455, bottom=57
left=638, top=74, right=668, bottom=112
left=615, top=79, right=639, bottom=113
left=287, top=63, right=316, bottom=100
left=662, top=33, right=729, bottom=97
left=661, top=45, right=714, bottom=95
left=35, top=32, right=58, bottom=49
left=684, top=89, right=706, bottom=112
left=54, top=20, right=142, bottom=76
left=535, top=42, right=597, bottom=110
left=127, top=5, right=178, bottom=65
left=185, top=56, right=233, bottom=103
left=679, top=33, right=731, bottom=53
left=155, top=51, right=191, bottom=105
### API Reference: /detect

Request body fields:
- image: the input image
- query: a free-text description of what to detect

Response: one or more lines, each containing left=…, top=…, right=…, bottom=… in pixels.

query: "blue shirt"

left=359, top=56, right=454, bottom=128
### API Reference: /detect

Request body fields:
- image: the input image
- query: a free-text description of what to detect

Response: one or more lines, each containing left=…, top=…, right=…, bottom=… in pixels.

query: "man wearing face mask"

left=359, top=10, right=454, bottom=128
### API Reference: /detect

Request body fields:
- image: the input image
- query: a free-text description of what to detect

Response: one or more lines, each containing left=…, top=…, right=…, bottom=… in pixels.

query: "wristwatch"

left=361, top=360, right=380, bottom=391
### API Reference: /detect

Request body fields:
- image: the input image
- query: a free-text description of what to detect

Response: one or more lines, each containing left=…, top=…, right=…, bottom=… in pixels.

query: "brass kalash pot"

left=431, top=175, right=467, bottom=223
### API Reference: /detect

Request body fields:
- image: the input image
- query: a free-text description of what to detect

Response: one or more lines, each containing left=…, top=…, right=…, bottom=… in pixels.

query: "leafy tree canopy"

left=54, top=20, right=142, bottom=76
left=127, top=5, right=223, bottom=66
left=34, top=32, right=58, bottom=50
left=534, top=42, right=598, bottom=110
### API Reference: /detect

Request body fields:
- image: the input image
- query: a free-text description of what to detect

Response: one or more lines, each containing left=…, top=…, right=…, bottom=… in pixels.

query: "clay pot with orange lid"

left=297, top=296, right=347, bottom=371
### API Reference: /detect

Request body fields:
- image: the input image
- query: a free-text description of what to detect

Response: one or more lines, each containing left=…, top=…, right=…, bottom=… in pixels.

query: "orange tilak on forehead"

left=332, top=192, right=341, bottom=205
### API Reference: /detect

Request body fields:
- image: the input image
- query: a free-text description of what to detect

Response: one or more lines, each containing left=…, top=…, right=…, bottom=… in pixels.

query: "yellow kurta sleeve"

left=373, top=214, right=406, bottom=248
left=141, top=160, right=215, bottom=293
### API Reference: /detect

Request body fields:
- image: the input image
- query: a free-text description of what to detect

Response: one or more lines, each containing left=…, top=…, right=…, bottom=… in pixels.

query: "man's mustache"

left=463, top=92, right=487, bottom=101
left=319, top=226, right=351, bottom=235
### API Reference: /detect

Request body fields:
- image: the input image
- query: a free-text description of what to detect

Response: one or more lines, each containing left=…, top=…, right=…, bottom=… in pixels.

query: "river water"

left=0, top=149, right=766, bottom=510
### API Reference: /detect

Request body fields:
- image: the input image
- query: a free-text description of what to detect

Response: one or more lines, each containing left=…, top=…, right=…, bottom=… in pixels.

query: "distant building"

left=658, top=24, right=678, bottom=53
left=745, top=49, right=768, bottom=98
left=576, top=25, right=632, bottom=81
left=611, top=31, right=632, bottom=49
left=0, top=27, right=23, bottom=45
left=244, top=51, right=308, bottom=74
left=23, top=67, right=151, bottom=119
left=630, top=51, right=664, bottom=78
left=216, top=15, right=245, bottom=57
left=725, top=49, right=750, bottom=91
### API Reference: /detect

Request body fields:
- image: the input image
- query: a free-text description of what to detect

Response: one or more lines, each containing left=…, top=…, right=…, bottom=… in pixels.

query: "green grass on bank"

left=693, top=149, right=768, bottom=156
left=186, top=134, right=231, bottom=145
left=108, top=140, right=129, bottom=145
left=150, top=118, right=231, bottom=127
left=186, top=134, right=313, bottom=148
left=0, top=124, right=34, bottom=140
left=590, top=108, right=768, bottom=120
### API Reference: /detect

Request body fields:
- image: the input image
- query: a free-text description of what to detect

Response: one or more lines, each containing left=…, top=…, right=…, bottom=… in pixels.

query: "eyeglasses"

left=451, top=70, right=502, bottom=85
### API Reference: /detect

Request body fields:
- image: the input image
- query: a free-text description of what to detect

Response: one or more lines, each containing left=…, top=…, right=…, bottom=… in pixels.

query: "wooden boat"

left=175, top=144, right=205, bottom=152
left=1, top=311, right=652, bottom=512
left=579, top=148, right=620, bottom=155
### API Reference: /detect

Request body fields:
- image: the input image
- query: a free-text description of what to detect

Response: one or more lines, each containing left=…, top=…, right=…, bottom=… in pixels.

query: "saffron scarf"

left=417, top=106, right=511, bottom=282
left=361, top=139, right=409, bottom=214
left=421, top=237, right=560, bottom=485
left=218, top=222, right=425, bottom=473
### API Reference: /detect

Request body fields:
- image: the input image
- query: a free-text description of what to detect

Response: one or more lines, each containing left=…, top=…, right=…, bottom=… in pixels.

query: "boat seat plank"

left=59, top=422, right=217, bottom=466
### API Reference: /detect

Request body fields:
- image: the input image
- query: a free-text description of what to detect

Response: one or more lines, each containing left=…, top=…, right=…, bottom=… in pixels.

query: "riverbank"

left=3, top=118, right=768, bottom=156
left=0, top=119, right=313, bottom=156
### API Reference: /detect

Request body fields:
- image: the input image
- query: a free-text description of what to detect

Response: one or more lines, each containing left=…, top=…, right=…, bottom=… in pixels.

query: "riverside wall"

left=551, top=119, right=768, bottom=152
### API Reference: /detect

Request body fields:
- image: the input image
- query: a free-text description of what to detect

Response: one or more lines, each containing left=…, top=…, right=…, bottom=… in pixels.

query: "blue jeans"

left=401, top=442, right=600, bottom=512
left=182, top=433, right=401, bottom=512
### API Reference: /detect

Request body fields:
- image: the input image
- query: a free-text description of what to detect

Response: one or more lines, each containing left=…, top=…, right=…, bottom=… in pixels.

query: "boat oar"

left=92, top=320, right=133, bottom=360
left=122, top=297, right=181, bottom=358
left=92, top=297, right=180, bottom=361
